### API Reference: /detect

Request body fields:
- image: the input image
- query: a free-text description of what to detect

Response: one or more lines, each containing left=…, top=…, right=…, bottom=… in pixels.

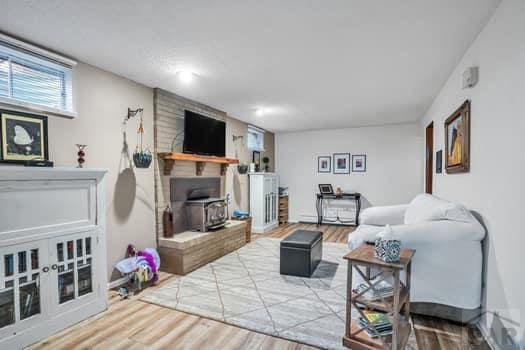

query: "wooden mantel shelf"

left=158, top=152, right=239, bottom=176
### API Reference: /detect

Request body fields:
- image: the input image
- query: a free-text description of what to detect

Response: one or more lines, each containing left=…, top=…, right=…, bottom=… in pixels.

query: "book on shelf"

left=353, top=280, right=394, bottom=301
left=359, top=310, right=393, bottom=338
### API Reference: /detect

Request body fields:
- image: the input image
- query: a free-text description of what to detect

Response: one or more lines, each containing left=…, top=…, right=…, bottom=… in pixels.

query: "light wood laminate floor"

left=30, top=223, right=489, bottom=350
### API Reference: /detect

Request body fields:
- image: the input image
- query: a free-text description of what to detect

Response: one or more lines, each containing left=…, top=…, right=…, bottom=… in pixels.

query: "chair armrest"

left=359, top=204, right=408, bottom=226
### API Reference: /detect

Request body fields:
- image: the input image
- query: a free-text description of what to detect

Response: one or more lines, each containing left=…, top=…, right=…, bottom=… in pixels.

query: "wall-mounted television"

left=183, top=110, right=226, bottom=157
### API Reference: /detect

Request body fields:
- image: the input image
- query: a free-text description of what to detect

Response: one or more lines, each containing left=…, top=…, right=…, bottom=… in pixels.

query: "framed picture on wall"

left=436, top=150, right=443, bottom=174
left=333, top=153, right=350, bottom=174
left=445, top=100, right=470, bottom=173
left=351, top=154, right=366, bottom=172
left=0, top=109, right=49, bottom=164
left=318, top=156, right=331, bottom=173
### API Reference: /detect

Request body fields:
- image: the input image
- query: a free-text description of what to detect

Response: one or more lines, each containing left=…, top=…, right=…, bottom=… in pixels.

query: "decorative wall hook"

left=126, top=107, right=144, bottom=121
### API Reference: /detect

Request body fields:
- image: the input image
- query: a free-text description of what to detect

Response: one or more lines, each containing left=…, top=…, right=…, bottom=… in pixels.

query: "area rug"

left=141, top=238, right=417, bottom=350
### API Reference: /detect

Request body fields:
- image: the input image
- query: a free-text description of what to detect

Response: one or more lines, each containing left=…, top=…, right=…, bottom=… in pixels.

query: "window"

left=0, top=38, right=75, bottom=115
left=247, top=125, right=265, bottom=151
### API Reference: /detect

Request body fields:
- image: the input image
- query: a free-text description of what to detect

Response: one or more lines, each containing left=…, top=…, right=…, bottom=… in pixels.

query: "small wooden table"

left=316, top=193, right=361, bottom=226
left=343, top=244, right=415, bottom=350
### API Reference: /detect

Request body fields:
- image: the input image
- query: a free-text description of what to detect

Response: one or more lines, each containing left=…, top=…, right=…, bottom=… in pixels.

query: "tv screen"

left=183, top=110, right=226, bottom=157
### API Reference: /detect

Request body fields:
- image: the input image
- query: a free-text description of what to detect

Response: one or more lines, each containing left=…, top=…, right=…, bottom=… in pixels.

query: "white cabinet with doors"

left=0, top=168, right=107, bottom=349
left=249, top=173, right=279, bottom=233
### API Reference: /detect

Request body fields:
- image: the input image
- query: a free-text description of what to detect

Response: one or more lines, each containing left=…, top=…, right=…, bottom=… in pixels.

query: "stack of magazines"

left=359, top=311, right=393, bottom=338
left=353, top=280, right=394, bottom=301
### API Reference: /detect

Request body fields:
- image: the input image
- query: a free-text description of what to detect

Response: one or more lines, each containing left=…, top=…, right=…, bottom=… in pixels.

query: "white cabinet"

left=249, top=173, right=279, bottom=233
left=0, top=168, right=107, bottom=349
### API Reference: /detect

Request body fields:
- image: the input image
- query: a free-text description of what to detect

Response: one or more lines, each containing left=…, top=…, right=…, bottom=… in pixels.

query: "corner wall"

left=275, top=123, right=423, bottom=223
left=419, top=0, right=524, bottom=347
left=1, top=62, right=157, bottom=283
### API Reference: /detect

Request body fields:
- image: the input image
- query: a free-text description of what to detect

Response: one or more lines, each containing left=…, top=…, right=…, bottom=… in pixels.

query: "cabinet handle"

left=51, top=264, right=58, bottom=270
left=42, top=266, right=50, bottom=273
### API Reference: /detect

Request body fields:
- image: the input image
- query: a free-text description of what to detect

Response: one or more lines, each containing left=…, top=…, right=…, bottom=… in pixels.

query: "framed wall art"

left=351, top=154, right=366, bottom=172
left=0, top=109, right=49, bottom=164
left=318, top=156, right=331, bottom=173
left=436, top=150, right=443, bottom=174
left=445, top=100, right=470, bottom=173
left=333, top=153, right=350, bottom=174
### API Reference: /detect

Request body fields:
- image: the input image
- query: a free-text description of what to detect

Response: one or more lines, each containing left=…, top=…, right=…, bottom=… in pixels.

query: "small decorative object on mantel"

left=237, top=163, right=249, bottom=174
left=333, top=153, right=350, bottom=174
left=0, top=109, right=49, bottom=164
left=76, top=144, right=87, bottom=168
left=374, top=225, right=401, bottom=262
left=262, top=156, right=270, bottom=172
left=351, top=154, right=367, bottom=172
left=445, top=100, right=470, bottom=173
left=252, top=151, right=261, bottom=172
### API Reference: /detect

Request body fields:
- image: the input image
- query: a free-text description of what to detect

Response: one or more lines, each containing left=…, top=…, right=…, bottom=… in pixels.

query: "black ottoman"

left=280, top=230, right=323, bottom=277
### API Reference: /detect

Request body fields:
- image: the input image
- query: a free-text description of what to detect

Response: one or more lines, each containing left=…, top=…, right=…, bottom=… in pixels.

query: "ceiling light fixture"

left=255, top=108, right=265, bottom=116
left=178, top=70, right=194, bottom=83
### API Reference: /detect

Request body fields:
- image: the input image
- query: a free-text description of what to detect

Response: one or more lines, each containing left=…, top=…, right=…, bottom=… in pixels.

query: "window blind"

left=247, top=125, right=265, bottom=151
left=0, top=42, right=74, bottom=113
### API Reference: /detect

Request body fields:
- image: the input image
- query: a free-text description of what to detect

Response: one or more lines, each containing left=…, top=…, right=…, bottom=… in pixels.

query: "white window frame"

left=247, top=125, right=265, bottom=152
left=0, top=33, right=77, bottom=118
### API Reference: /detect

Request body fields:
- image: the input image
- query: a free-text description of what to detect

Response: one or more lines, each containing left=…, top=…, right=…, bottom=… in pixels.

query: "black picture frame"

left=318, top=184, right=334, bottom=195
left=351, top=154, right=367, bottom=172
left=436, top=150, right=443, bottom=174
left=317, top=156, right=331, bottom=173
left=252, top=150, right=261, bottom=171
left=333, top=153, right=350, bottom=174
left=0, top=109, right=49, bottom=164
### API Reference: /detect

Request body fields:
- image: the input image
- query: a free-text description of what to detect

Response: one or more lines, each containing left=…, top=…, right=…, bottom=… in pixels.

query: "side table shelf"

left=343, top=244, right=415, bottom=350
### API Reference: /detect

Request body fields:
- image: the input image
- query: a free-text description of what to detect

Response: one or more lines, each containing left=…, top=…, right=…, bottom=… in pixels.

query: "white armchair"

left=348, top=194, right=486, bottom=321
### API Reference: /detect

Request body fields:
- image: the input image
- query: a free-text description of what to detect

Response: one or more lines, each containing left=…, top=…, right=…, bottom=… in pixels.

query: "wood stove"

left=170, top=177, right=227, bottom=233
left=186, top=197, right=227, bottom=232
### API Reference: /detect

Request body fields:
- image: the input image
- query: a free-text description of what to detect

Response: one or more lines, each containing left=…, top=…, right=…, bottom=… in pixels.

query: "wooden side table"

left=343, top=244, right=415, bottom=350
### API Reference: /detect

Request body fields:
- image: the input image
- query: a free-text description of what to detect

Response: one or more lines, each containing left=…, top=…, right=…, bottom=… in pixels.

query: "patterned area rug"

left=141, top=238, right=417, bottom=349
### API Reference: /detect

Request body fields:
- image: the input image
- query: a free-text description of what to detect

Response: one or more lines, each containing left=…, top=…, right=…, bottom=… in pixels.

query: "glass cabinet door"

left=0, top=241, right=48, bottom=338
left=50, top=231, right=97, bottom=314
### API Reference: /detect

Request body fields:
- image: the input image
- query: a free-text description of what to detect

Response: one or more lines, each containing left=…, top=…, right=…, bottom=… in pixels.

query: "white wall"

left=275, top=123, right=422, bottom=222
left=419, top=0, right=524, bottom=346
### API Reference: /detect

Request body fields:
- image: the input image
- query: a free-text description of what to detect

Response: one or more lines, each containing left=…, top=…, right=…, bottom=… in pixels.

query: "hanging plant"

left=131, top=108, right=152, bottom=169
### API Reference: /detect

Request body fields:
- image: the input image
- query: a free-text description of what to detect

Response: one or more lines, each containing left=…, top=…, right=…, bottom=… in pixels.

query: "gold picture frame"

left=444, top=100, right=470, bottom=173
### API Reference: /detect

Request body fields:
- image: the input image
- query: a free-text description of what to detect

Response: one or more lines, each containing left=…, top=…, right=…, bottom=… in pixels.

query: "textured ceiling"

left=0, top=0, right=500, bottom=131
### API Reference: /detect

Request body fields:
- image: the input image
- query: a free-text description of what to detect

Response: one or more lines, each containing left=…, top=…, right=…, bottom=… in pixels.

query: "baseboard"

left=107, top=275, right=129, bottom=289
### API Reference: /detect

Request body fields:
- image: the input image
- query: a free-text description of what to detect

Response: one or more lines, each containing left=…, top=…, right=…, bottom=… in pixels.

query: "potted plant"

left=237, top=162, right=249, bottom=174
left=262, top=156, right=270, bottom=172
